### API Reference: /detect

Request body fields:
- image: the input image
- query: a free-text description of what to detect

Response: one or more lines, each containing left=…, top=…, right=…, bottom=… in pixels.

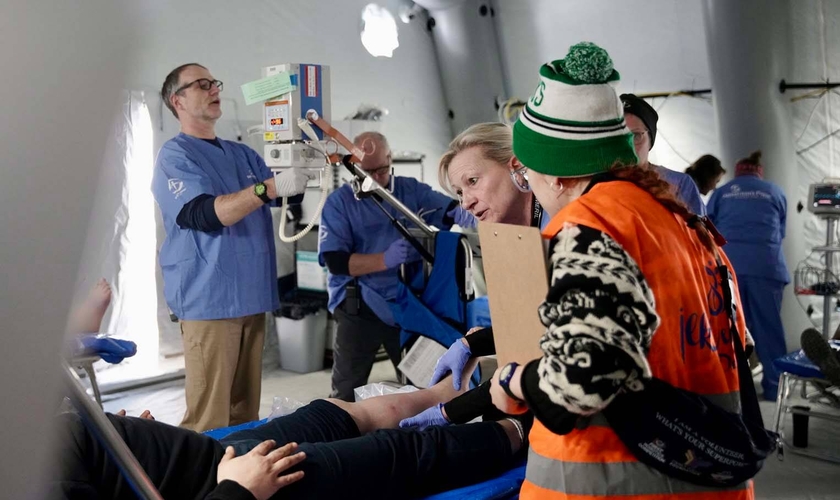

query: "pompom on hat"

left=513, top=42, right=638, bottom=178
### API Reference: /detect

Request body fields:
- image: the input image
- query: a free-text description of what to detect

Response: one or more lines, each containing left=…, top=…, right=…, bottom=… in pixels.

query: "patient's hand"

left=115, top=409, right=155, bottom=420
left=465, top=326, right=483, bottom=336
left=217, top=440, right=306, bottom=500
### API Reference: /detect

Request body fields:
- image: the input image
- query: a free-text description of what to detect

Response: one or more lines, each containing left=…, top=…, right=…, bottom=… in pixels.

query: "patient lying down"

left=51, top=362, right=525, bottom=499
left=54, top=282, right=524, bottom=499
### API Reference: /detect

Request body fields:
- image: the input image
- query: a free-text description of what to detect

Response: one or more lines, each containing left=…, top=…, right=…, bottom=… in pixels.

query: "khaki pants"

left=179, top=314, right=266, bottom=432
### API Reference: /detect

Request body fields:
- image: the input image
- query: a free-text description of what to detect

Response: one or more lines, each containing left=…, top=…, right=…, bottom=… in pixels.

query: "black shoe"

left=801, top=328, right=840, bottom=386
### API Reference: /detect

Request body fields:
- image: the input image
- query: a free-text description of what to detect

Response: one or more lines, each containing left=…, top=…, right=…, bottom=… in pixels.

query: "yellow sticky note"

left=241, top=72, right=294, bottom=106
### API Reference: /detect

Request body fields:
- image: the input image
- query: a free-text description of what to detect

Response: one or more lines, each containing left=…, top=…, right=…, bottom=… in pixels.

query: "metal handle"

left=63, top=360, right=164, bottom=500
left=342, top=155, right=436, bottom=236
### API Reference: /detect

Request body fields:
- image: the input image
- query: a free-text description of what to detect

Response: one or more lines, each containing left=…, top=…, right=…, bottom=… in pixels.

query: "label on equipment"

left=305, top=65, right=318, bottom=98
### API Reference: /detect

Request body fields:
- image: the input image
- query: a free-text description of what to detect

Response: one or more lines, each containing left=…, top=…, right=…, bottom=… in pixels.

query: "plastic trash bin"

left=275, top=292, right=328, bottom=373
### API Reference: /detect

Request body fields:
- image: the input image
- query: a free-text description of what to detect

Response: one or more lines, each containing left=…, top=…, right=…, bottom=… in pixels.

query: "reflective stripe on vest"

left=525, top=448, right=751, bottom=497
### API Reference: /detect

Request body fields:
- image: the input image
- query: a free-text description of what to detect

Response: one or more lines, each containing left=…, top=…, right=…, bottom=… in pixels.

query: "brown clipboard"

left=477, top=221, right=549, bottom=367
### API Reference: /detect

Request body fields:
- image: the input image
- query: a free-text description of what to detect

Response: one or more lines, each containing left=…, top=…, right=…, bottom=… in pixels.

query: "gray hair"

left=160, top=63, right=207, bottom=119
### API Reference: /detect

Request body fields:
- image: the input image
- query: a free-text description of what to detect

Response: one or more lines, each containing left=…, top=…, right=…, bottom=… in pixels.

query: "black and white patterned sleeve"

left=521, top=222, right=661, bottom=418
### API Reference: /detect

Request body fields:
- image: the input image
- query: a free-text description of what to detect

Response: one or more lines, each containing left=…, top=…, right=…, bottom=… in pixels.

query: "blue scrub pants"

left=737, top=275, right=788, bottom=400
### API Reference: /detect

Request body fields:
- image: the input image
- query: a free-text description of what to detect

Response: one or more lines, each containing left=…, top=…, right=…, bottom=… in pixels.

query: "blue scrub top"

left=707, top=174, right=789, bottom=284
left=652, top=164, right=706, bottom=216
left=318, top=177, right=459, bottom=326
left=152, top=133, right=278, bottom=320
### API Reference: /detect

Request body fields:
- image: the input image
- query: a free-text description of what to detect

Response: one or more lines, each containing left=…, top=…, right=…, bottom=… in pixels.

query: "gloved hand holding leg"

left=398, top=403, right=450, bottom=430
left=429, top=338, right=472, bottom=390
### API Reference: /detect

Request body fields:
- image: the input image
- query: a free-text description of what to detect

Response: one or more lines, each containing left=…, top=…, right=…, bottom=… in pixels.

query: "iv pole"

left=813, top=214, right=840, bottom=340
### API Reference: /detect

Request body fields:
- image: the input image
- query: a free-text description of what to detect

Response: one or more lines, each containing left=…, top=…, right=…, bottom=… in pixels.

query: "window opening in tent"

left=112, top=95, right=159, bottom=372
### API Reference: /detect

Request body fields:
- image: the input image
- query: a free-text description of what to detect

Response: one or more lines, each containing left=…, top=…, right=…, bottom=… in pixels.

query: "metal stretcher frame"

left=63, top=359, right=164, bottom=499
left=772, top=373, right=840, bottom=464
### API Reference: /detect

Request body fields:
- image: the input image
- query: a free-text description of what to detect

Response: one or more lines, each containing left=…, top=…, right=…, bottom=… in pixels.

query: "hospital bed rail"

left=63, top=359, right=164, bottom=500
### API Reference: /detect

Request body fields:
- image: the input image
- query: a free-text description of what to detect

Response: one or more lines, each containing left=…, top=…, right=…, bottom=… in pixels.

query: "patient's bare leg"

left=69, top=278, right=112, bottom=333
left=327, top=358, right=479, bottom=434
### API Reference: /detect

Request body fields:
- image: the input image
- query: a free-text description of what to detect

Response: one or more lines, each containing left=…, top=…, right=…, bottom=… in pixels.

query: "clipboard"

left=477, top=221, right=549, bottom=367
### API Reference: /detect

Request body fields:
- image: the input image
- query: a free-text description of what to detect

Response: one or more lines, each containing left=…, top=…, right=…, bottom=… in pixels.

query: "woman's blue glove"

left=429, top=339, right=472, bottom=390
left=446, top=206, right=477, bottom=229
left=398, top=403, right=449, bottom=430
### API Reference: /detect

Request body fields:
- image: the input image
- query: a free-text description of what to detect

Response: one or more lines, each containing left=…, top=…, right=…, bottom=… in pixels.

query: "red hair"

left=610, top=164, right=715, bottom=253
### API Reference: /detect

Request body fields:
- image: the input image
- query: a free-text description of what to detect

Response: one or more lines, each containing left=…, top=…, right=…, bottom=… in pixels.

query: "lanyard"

left=530, top=195, right=543, bottom=228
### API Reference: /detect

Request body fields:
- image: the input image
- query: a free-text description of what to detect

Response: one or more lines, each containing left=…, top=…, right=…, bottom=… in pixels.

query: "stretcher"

left=772, top=341, right=840, bottom=464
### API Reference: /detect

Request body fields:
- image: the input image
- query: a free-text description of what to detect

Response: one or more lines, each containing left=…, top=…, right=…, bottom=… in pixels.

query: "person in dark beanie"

left=708, top=150, right=789, bottom=400
left=686, top=154, right=726, bottom=195
left=621, top=93, right=706, bottom=215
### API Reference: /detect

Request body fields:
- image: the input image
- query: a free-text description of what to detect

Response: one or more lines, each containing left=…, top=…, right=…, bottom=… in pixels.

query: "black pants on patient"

left=51, top=400, right=515, bottom=499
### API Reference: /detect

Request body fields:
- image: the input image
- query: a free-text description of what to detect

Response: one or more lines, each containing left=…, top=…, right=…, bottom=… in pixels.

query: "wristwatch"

left=499, top=362, right=525, bottom=403
left=254, top=182, right=271, bottom=204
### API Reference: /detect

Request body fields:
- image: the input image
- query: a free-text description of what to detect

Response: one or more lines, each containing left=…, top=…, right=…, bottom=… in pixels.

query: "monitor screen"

left=813, top=184, right=840, bottom=208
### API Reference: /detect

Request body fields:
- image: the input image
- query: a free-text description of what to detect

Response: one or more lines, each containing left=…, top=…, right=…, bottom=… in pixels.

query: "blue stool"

left=772, top=342, right=840, bottom=463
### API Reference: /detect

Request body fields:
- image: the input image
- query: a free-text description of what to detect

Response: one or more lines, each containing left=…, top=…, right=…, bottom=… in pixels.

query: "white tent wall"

left=492, top=0, right=719, bottom=173
left=789, top=0, right=840, bottom=340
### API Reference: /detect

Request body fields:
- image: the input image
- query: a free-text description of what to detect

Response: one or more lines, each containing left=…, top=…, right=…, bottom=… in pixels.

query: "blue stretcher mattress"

left=204, top=420, right=525, bottom=499
left=773, top=340, right=840, bottom=379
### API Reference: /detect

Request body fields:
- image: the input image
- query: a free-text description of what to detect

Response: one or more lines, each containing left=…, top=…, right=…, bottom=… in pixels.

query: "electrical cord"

left=793, top=90, right=828, bottom=144
left=795, top=90, right=840, bottom=155
left=276, top=118, right=333, bottom=243
left=794, top=247, right=840, bottom=331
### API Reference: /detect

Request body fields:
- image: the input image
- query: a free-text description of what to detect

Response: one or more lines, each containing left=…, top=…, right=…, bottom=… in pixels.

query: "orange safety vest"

left=520, top=180, right=754, bottom=500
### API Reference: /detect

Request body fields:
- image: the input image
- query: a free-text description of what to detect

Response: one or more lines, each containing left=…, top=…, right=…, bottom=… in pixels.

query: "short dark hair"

left=686, top=154, right=725, bottom=177
left=161, top=63, right=206, bottom=119
left=685, top=154, right=726, bottom=192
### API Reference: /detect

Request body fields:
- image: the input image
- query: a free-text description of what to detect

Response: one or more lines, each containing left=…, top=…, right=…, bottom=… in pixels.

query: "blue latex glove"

left=429, top=339, right=472, bottom=390
left=383, top=238, right=420, bottom=269
left=447, top=206, right=477, bottom=229
left=399, top=403, right=450, bottom=430
left=78, top=335, right=137, bottom=364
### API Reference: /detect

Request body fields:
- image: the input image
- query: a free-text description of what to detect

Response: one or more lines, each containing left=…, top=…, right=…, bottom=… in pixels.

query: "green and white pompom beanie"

left=513, top=42, right=638, bottom=177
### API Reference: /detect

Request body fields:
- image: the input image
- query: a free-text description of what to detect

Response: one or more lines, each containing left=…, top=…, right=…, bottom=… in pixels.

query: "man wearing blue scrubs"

left=621, top=94, right=707, bottom=215
left=708, top=151, right=789, bottom=400
left=319, top=132, right=475, bottom=401
left=152, top=63, right=313, bottom=431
